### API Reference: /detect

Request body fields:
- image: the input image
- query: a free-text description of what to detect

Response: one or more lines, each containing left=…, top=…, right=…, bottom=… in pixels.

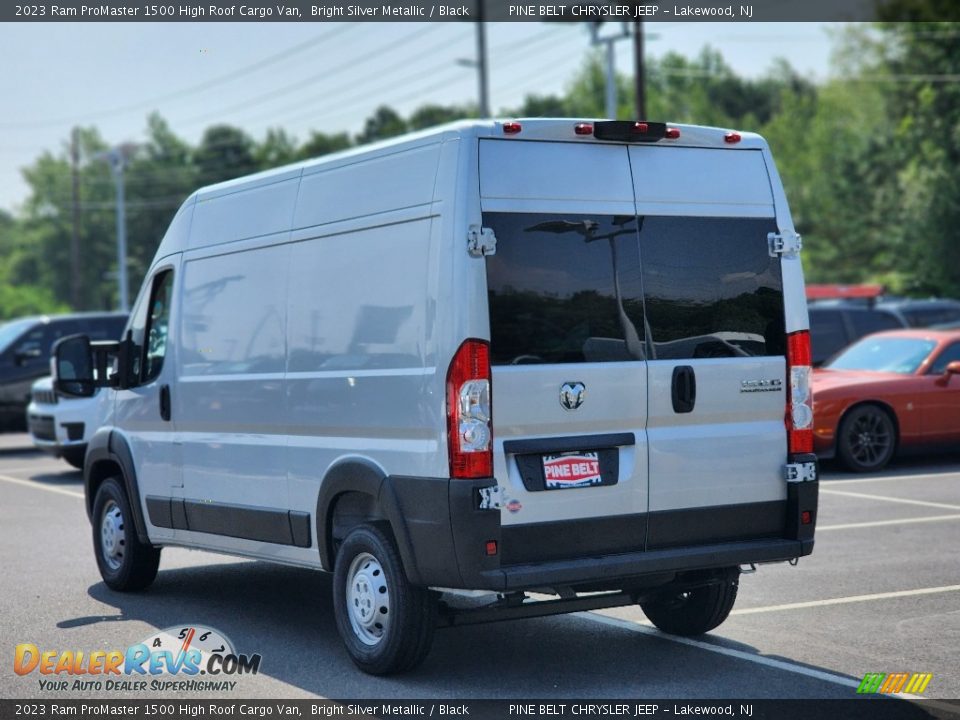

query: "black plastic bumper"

left=384, top=473, right=817, bottom=592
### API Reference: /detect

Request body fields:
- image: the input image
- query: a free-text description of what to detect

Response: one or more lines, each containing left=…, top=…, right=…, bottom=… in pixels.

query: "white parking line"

left=0, top=473, right=83, bottom=499
left=581, top=613, right=958, bottom=709
left=0, top=466, right=64, bottom=475
left=820, top=489, right=960, bottom=512
left=581, top=611, right=864, bottom=689
left=730, top=584, right=960, bottom=615
left=819, top=514, right=960, bottom=531
left=824, top=471, right=958, bottom=486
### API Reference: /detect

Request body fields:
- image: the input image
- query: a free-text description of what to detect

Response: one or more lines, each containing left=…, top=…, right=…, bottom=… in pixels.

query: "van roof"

left=189, top=119, right=769, bottom=202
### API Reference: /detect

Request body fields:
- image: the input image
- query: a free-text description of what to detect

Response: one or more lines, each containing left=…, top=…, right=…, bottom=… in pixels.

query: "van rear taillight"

left=786, top=330, right=813, bottom=453
left=447, top=339, right=492, bottom=478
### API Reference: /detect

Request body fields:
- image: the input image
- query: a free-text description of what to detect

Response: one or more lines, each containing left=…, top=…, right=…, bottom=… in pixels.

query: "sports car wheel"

left=837, top=404, right=896, bottom=473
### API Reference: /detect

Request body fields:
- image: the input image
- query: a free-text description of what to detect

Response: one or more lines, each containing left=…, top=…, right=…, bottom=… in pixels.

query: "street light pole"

left=476, top=15, right=490, bottom=118
left=590, top=22, right=631, bottom=120
left=96, top=146, right=133, bottom=312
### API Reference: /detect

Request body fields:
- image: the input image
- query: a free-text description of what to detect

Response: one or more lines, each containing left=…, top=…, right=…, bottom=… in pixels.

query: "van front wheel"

left=333, top=523, right=437, bottom=675
left=92, top=477, right=161, bottom=591
left=640, top=571, right=739, bottom=636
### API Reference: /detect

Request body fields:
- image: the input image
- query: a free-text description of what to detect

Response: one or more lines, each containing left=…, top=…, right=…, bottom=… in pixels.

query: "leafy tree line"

left=2, top=14, right=958, bottom=320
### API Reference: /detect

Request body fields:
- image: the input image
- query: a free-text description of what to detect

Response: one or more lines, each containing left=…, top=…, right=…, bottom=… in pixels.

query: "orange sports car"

left=812, top=329, right=960, bottom=472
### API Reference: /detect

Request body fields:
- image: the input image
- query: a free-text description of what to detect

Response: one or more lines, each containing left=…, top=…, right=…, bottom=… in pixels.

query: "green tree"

left=298, top=131, right=351, bottom=161
left=193, top=125, right=258, bottom=188
left=255, top=127, right=299, bottom=169
left=356, top=105, right=407, bottom=144
left=408, top=103, right=473, bottom=130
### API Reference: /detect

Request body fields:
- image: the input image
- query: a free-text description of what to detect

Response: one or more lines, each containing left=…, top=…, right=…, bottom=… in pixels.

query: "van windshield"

left=0, top=318, right=39, bottom=354
left=483, top=213, right=785, bottom=365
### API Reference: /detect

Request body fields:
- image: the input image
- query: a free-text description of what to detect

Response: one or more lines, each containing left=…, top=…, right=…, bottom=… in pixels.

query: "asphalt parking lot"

left=1, top=433, right=958, bottom=711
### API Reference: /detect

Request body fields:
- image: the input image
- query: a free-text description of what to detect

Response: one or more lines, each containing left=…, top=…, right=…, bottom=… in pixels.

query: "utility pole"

left=634, top=19, right=646, bottom=118
left=69, top=127, right=82, bottom=310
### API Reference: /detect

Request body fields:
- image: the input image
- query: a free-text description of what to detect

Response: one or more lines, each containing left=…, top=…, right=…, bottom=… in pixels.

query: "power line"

left=219, top=26, right=472, bottom=130
left=0, top=27, right=355, bottom=131
left=175, top=24, right=447, bottom=129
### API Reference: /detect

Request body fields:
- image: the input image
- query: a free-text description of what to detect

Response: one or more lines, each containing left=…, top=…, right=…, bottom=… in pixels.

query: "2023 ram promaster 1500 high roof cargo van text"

left=54, top=119, right=818, bottom=675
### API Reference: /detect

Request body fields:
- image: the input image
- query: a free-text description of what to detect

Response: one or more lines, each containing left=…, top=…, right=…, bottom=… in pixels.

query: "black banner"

left=2, top=699, right=959, bottom=720
left=5, top=0, right=960, bottom=23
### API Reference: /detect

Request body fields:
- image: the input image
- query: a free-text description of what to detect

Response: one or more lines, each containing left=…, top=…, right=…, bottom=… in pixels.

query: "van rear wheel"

left=92, top=477, right=161, bottom=591
left=640, top=571, right=739, bottom=636
left=332, top=523, right=437, bottom=675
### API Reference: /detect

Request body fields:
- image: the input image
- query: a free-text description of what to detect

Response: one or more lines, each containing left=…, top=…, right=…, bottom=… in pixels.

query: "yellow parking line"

left=0, top=473, right=83, bottom=499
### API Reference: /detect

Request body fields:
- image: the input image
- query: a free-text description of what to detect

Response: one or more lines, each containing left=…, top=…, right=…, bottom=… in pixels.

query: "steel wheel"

left=332, top=523, right=438, bottom=674
left=838, top=405, right=896, bottom=472
left=91, top=477, right=161, bottom=591
left=99, top=499, right=126, bottom=572
left=345, top=552, right=391, bottom=646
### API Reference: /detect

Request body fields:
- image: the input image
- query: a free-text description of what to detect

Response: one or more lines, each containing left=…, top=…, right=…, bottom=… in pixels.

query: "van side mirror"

left=53, top=335, right=95, bottom=397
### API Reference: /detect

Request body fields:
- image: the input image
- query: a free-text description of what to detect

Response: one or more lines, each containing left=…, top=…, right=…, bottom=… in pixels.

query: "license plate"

left=542, top=451, right=603, bottom=489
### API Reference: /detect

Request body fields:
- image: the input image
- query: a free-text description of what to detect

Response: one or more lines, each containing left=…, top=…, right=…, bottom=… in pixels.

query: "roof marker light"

left=574, top=123, right=593, bottom=136
left=665, top=127, right=681, bottom=139
left=502, top=122, right=522, bottom=135
left=724, top=132, right=742, bottom=144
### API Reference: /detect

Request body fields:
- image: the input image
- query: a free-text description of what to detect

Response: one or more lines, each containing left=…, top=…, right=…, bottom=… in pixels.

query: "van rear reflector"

left=594, top=120, right=667, bottom=143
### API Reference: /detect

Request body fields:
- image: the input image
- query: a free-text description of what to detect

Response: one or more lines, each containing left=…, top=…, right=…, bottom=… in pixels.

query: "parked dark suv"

left=808, top=304, right=907, bottom=366
left=0, top=312, right=128, bottom=430
left=878, top=298, right=960, bottom=328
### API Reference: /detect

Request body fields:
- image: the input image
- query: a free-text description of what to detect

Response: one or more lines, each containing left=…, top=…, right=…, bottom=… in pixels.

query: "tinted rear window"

left=902, top=306, right=960, bottom=327
left=638, top=216, right=784, bottom=359
left=484, top=213, right=646, bottom=365
left=483, top=213, right=785, bottom=364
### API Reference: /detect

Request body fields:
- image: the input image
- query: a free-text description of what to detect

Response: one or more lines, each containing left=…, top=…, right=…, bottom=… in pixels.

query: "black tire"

left=62, top=446, right=87, bottom=470
left=837, top=404, right=897, bottom=473
left=91, top=477, right=161, bottom=591
left=640, top=572, right=739, bottom=636
left=332, top=523, right=437, bottom=675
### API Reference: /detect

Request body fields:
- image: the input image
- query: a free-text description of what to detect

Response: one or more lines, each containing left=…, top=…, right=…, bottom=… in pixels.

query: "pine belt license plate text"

left=542, top=451, right=603, bottom=489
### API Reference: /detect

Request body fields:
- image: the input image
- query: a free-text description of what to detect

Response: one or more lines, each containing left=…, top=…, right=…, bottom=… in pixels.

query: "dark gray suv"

left=0, top=313, right=128, bottom=430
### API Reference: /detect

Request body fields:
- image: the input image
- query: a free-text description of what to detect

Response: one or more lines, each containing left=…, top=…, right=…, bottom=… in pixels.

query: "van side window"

left=142, top=271, right=174, bottom=383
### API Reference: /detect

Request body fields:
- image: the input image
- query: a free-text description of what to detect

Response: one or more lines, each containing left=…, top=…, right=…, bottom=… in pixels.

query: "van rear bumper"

left=384, top=475, right=816, bottom=592
left=477, top=538, right=812, bottom=592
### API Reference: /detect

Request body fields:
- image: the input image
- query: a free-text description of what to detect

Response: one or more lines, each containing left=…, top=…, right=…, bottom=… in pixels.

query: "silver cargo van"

left=55, top=119, right=818, bottom=675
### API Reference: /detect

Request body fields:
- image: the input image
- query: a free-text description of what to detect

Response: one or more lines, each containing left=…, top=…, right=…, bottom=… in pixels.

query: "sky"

left=0, top=21, right=843, bottom=213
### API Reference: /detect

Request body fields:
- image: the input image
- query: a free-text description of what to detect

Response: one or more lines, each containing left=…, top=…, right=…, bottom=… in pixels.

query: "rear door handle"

left=671, top=365, right=696, bottom=414
left=159, top=384, right=171, bottom=422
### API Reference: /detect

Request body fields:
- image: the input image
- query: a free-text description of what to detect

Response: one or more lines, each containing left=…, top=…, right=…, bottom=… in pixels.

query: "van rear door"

left=479, top=140, right=650, bottom=565
left=628, top=145, right=788, bottom=548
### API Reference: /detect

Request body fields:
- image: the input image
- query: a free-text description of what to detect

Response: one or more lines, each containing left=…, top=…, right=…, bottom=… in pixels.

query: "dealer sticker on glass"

left=542, top=451, right=603, bottom=489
